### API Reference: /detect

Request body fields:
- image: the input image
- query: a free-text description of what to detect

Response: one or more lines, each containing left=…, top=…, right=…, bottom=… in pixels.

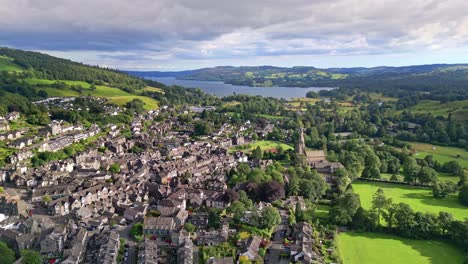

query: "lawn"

left=229, top=140, right=293, bottom=153
left=409, top=100, right=468, bottom=121
left=337, top=232, right=464, bottom=264
left=28, top=78, right=160, bottom=110
left=0, top=55, right=22, bottom=72
left=353, top=181, right=468, bottom=220
left=410, top=142, right=468, bottom=168
left=314, top=204, right=330, bottom=219
left=255, top=114, right=287, bottom=120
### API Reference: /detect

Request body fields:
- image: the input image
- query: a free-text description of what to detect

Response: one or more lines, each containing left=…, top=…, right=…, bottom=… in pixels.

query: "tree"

left=372, top=188, right=391, bottom=226
left=362, top=153, right=381, bottom=179
left=417, top=166, right=438, bottom=184
left=259, top=181, right=284, bottom=202
left=184, top=222, right=196, bottom=233
left=261, top=206, right=281, bottom=229
left=437, top=212, right=454, bottom=235
left=42, top=194, right=51, bottom=204
left=228, top=201, right=246, bottom=222
left=194, top=121, right=213, bottom=136
left=109, top=163, right=121, bottom=174
left=129, top=223, right=143, bottom=241
left=0, top=241, right=15, bottom=264
left=329, top=190, right=361, bottom=225
left=295, top=202, right=304, bottom=222
left=252, top=146, right=263, bottom=160
left=443, top=161, right=463, bottom=176
left=208, top=208, right=222, bottom=229
left=394, top=203, right=416, bottom=237
left=459, top=184, right=468, bottom=206
left=382, top=202, right=399, bottom=228
left=20, top=250, right=43, bottom=264
left=403, top=157, right=420, bottom=184
left=432, top=182, right=458, bottom=199
left=125, top=98, right=145, bottom=113
left=351, top=207, right=376, bottom=231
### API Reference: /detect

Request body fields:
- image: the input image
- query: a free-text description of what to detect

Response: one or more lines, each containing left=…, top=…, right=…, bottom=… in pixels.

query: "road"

left=265, top=209, right=288, bottom=264
left=117, top=223, right=138, bottom=264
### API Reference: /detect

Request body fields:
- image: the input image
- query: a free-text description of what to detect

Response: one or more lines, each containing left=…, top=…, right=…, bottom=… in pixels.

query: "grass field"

left=353, top=181, right=468, bottom=220
left=409, top=100, right=468, bottom=121
left=229, top=140, right=293, bottom=153
left=0, top=56, right=23, bottom=72
left=255, top=114, right=287, bottom=120
left=314, top=204, right=330, bottom=219
left=337, top=232, right=464, bottom=264
left=410, top=142, right=468, bottom=168
left=27, top=78, right=160, bottom=110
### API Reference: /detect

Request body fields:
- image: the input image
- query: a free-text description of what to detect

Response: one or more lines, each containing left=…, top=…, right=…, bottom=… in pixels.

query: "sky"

left=1, top=0, right=468, bottom=71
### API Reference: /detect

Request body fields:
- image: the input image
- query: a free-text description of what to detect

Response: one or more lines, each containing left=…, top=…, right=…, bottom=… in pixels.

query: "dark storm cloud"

left=1, top=0, right=467, bottom=69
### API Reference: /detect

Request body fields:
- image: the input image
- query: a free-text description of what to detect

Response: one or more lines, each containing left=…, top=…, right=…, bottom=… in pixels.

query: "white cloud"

left=1, top=0, right=468, bottom=69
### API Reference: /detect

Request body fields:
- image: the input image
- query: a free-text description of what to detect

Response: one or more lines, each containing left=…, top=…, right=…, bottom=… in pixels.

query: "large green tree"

left=261, top=206, right=281, bottom=229
left=372, top=188, right=392, bottom=226
left=329, top=190, right=361, bottom=225
left=403, top=157, right=420, bottom=184
left=459, top=184, right=468, bottom=206
left=0, top=242, right=15, bottom=264
left=20, top=250, right=42, bottom=264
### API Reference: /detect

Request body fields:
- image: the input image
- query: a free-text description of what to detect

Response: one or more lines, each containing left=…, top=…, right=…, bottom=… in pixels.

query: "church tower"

left=295, top=127, right=307, bottom=156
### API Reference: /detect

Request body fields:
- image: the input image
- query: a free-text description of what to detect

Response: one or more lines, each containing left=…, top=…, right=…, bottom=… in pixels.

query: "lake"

left=148, top=77, right=334, bottom=99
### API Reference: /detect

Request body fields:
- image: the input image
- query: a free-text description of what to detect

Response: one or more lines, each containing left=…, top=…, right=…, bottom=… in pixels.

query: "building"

left=143, top=217, right=176, bottom=237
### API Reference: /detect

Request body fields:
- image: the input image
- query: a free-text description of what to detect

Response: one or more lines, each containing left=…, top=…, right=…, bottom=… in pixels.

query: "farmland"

left=0, top=55, right=23, bottom=72
left=337, top=232, right=464, bottom=264
left=410, top=142, right=468, bottom=168
left=408, top=100, right=468, bottom=121
left=353, top=181, right=468, bottom=220
left=26, top=78, right=160, bottom=110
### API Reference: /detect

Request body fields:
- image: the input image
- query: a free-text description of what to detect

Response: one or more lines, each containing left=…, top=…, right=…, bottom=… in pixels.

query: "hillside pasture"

left=353, top=181, right=468, bottom=220
left=28, top=78, right=159, bottom=110
left=409, top=99, right=468, bottom=121
left=0, top=55, right=23, bottom=72
left=337, top=232, right=464, bottom=264
left=410, top=142, right=468, bottom=168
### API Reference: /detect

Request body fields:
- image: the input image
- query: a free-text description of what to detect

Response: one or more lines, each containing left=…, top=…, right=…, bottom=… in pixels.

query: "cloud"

left=1, top=0, right=468, bottom=70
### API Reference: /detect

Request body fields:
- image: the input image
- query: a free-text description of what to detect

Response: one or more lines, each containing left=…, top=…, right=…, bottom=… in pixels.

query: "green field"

left=27, top=78, right=160, bottom=110
left=410, top=142, right=468, bottom=168
left=255, top=114, right=287, bottom=120
left=229, top=140, right=293, bottom=153
left=353, top=181, right=468, bottom=220
left=409, top=100, right=468, bottom=121
left=337, top=232, right=464, bottom=264
left=0, top=55, right=23, bottom=72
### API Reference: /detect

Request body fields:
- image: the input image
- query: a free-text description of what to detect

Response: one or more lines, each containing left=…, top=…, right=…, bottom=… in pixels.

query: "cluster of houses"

left=0, top=104, right=341, bottom=264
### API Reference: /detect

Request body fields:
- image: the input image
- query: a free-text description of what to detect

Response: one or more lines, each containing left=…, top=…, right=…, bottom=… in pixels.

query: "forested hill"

left=0, top=47, right=219, bottom=117
left=0, top=47, right=165, bottom=92
left=129, top=64, right=468, bottom=93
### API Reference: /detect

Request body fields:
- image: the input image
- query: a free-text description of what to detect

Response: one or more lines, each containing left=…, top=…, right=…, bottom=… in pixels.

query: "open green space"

left=255, top=114, right=287, bottom=120
left=410, top=142, right=468, bottom=168
left=27, top=78, right=160, bottom=110
left=314, top=204, right=330, bottom=219
left=337, top=232, right=464, bottom=264
left=229, top=140, right=293, bottom=153
left=0, top=55, right=23, bottom=72
left=353, top=181, right=468, bottom=220
left=409, top=100, right=468, bottom=121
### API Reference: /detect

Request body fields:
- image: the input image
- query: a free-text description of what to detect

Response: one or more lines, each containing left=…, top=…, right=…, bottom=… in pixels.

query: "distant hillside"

left=0, top=47, right=219, bottom=115
left=0, top=47, right=167, bottom=111
left=129, top=64, right=468, bottom=92
left=0, top=47, right=165, bottom=92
